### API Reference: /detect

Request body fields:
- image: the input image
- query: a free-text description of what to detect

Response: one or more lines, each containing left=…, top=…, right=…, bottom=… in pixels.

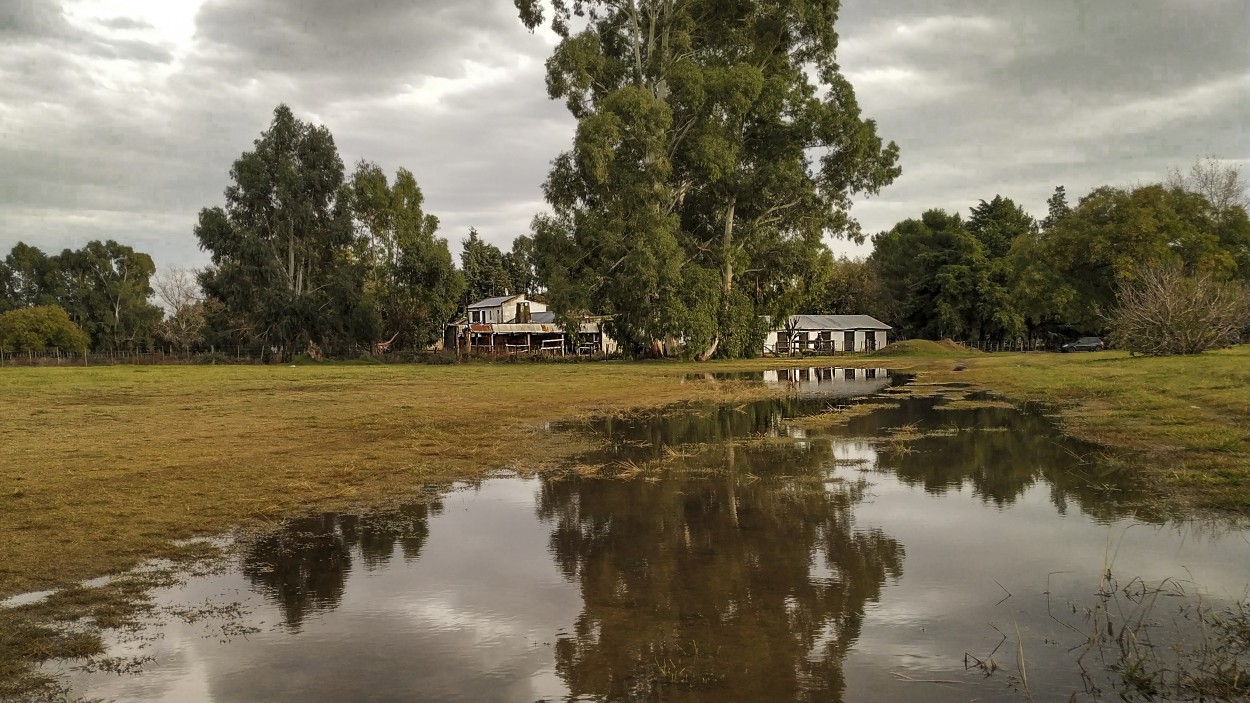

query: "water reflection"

left=585, top=392, right=1146, bottom=522
left=46, top=379, right=1250, bottom=703
left=687, top=367, right=900, bottom=398
left=241, top=502, right=442, bottom=630
left=537, top=457, right=903, bottom=701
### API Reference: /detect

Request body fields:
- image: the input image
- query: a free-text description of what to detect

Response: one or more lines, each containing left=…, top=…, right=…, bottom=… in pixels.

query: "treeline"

left=799, top=166, right=1250, bottom=343
left=2, top=103, right=1246, bottom=359
left=0, top=106, right=542, bottom=357
left=0, top=240, right=161, bottom=352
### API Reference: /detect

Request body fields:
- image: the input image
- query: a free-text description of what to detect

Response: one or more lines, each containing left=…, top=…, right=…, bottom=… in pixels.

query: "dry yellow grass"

left=0, top=360, right=784, bottom=599
left=2, top=347, right=1246, bottom=601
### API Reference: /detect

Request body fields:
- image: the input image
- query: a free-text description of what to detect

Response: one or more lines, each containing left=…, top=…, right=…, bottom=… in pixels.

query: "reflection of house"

left=763, top=315, right=891, bottom=355
left=762, top=367, right=894, bottom=397
left=445, top=294, right=618, bottom=355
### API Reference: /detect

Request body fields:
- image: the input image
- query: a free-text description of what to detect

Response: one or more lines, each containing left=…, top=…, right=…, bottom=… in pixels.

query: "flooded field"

left=37, top=369, right=1250, bottom=702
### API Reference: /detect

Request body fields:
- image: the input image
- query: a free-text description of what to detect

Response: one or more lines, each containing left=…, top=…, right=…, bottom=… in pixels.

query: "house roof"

left=786, top=314, right=892, bottom=331
left=531, top=311, right=556, bottom=323
left=468, top=294, right=522, bottom=309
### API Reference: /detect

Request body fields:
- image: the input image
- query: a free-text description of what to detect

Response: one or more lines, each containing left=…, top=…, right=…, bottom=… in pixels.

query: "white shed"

left=763, top=315, right=892, bottom=355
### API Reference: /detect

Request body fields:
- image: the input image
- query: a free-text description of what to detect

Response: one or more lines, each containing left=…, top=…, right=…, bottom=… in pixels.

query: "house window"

left=470, top=311, right=481, bottom=323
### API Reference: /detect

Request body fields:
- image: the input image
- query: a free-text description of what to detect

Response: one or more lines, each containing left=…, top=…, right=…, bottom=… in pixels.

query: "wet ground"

left=37, top=368, right=1250, bottom=702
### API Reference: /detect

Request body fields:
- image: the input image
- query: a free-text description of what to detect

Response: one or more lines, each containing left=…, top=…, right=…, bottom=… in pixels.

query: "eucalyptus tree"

left=351, top=161, right=463, bottom=349
left=0, top=240, right=161, bottom=350
left=58, top=240, right=163, bottom=351
left=195, top=104, right=366, bottom=355
left=518, top=0, right=899, bottom=358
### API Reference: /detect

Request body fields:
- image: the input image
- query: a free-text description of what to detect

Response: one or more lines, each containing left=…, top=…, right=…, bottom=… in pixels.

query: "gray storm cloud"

left=1, top=0, right=1245, bottom=268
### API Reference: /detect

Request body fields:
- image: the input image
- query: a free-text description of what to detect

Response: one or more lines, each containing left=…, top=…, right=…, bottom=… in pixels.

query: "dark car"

left=1061, top=336, right=1105, bottom=352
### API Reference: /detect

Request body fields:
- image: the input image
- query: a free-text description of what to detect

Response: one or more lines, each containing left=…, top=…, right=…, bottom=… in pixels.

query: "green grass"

left=874, top=345, right=1250, bottom=512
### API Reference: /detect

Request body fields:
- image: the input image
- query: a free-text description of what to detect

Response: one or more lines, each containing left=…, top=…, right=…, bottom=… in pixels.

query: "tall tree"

left=0, top=241, right=161, bottom=350
left=966, top=195, right=1034, bottom=258
left=53, top=240, right=162, bottom=351
left=0, top=242, right=56, bottom=311
left=871, top=210, right=1019, bottom=340
left=805, top=253, right=885, bottom=318
left=518, top=0, right=900, bottom=358
left=503, top=234, right=539, bottom=296
left=1039, top=185, right=1072, bottom=232
left=351, top=162, right=464, bottom=349
left=460, top=228, right=513, bottom=303
left=195, top=104, right=365, bottom=356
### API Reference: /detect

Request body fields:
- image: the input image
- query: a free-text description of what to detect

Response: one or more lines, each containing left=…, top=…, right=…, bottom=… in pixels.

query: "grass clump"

left=871, top=339, right=978, bottom=357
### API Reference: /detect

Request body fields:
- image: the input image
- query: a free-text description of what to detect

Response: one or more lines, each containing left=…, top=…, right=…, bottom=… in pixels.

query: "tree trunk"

left=697, top=196, right=736, bottom=361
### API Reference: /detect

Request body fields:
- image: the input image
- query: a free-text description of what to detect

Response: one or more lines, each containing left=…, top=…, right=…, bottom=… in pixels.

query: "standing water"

left=42, top=369, right=1250, bottom=702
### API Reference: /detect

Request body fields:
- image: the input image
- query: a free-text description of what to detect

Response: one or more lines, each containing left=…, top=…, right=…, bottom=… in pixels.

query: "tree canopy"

left=352, top=161, right=464, bottom=349
left=0, top=240, right=162, bottom=351
left=196, top=104, right=366, bottom=354
left=0, top=305, right=90, bottom=353
left=519, top=0, right=899, bottom=357
left=1010, top=183, right=1250, bottom=334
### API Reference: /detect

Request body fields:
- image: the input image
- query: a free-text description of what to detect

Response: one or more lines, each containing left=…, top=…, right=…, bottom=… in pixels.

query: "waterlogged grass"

left=2, top=349, right=1246, bottom=601
left=0, top=349, right=1246, bottom=699
left=0, top=360, right=794, bottom=599
left=872, top=345, right=1250, bottom=513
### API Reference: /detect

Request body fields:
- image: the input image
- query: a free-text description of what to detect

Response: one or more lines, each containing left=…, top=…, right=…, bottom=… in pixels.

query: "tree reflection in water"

left=240, top=500, right=442, bottom=630
left=538, top=428, right=904, bottom=702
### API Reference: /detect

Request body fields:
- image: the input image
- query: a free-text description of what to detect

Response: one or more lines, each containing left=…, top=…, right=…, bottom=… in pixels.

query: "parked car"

left=1060, top=336, right=1105, bottom=352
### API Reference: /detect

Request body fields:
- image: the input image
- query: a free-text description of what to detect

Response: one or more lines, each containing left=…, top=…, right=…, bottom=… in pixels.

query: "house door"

left=866, top=331, right=877, bottom=351
left=843, top=330, right=856, bottom=352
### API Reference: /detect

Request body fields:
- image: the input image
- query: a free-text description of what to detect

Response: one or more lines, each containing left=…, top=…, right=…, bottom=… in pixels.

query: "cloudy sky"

left=2, top=0, right=1246, bottom=270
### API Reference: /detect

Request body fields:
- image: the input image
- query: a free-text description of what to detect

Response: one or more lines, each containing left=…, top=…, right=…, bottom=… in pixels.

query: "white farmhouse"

left=465, top=294, right=548, bottom=324
left=448, top=294, right=618, bottom=355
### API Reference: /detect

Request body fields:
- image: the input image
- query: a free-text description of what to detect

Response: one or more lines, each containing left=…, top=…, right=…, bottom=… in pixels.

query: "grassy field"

left=1, top=347, right=1247, bottom=600
left=1, top=348, right=1248, bottom=699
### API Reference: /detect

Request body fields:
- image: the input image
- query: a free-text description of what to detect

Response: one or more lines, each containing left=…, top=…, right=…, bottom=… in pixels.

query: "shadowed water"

left=43, top=369, right=1250, bottom=702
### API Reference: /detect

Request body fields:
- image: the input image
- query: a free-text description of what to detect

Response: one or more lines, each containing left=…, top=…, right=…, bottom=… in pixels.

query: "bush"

left=1108, top=262, right=1250, bottom=355
left=0, top=306, right=90, bottom=353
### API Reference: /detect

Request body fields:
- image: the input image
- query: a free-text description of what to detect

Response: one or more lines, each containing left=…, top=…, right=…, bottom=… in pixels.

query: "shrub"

left=0, top=306, right=91, bottom=353
left=1108, top=262, right=1250, bottom=355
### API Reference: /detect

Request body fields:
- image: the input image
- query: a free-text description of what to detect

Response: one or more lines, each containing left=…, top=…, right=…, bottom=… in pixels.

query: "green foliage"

left=1010, top=184, right=1250, bottom=335
left=520, top=0, right=899, bottom=359
left=351, top=162, right=464, bottom=349
left=871, top=210, right=1019, bottom=340
left=196, top=104, right=366, bottom=354
left=460, top=228, right=513, bottom=303
left=0, top=305, right=90, bottom=353
left=0, top=241, right=162, bottom=351
left=804, top=254, right=885, bottom=318
left=503, top=234, right=538, bottom=295
left=966, top=195, right=1034, bottom=259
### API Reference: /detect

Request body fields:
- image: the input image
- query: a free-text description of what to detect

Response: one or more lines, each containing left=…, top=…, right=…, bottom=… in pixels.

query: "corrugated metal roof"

left=469, top=323, right=564, bottom=334
left=468, top=295, right=522, bottom=309
left=531, top=311, right=556, bottom=323
left=786, top=314, right=892, bottom=331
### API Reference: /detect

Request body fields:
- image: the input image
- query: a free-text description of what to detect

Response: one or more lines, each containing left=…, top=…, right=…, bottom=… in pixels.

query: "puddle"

left=685, top=366, right=902, bottom=397
left=37, top=375, right=1250, bottom=703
